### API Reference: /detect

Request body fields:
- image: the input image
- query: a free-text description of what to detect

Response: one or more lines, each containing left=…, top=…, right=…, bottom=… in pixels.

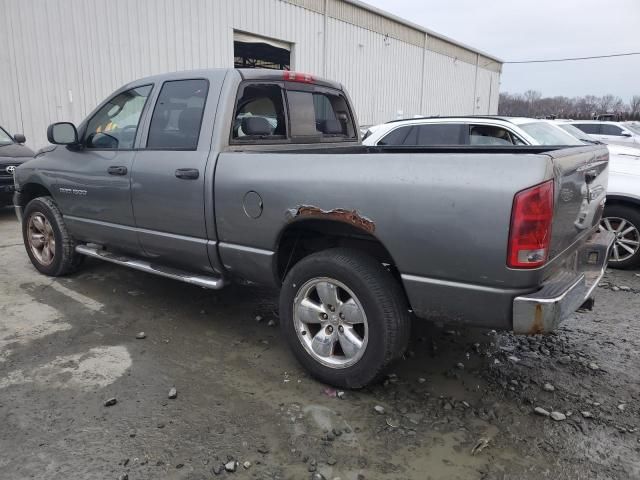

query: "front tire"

left=279, top=248, right=411, bottom=388
left=22, top=196, right=84, bottom=276
left=600, top=204, right=640, bottom=269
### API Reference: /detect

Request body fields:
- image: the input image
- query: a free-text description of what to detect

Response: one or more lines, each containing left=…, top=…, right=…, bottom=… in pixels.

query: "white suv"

left=363, top=116, right=640, bottom=269
left=569, top=120, right=640, bottom=147
left=362, top=116, right=584, bottom=147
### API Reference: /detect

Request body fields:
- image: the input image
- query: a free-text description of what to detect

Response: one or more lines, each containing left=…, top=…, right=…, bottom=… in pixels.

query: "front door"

left=131, top=77, right=218, bottom=273
left=56, top=84, right=153, bottom=252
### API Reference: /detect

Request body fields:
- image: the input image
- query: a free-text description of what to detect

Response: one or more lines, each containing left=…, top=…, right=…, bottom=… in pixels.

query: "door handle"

left=175, top=168, right=199, bottom=180
left=585, top=169, right=598, bottom=184
left=107, top=166, right=128, bottom=176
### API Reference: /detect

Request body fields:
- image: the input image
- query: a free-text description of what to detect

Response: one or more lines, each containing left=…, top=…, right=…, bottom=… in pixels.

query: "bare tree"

left=498, top=92, right=640, bottom=119
left=598, top=94, right=618, bottom=112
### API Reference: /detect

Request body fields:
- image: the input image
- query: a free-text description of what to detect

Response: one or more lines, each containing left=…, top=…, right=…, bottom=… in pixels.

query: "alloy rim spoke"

left=316, top=281, right=341, bottom=309
left=311, top=330, right=335, bottom=358
left=298, top=298, right=326, bottom=324
left=340, top=298, right=364, bottom=325
left=32, top=215, right=46, bottom=233
left=41, top=245, right=52, bottom=263
left=30, top=234, right=45, bottom=248
left=621, top=225, right=636, bottom=236
left=618, top=241, right=635, bottom=255
left=338, top=326, right=364, bottom=359
left=616, top=220, right=627, bottom=233
left=619, top=238, right=639, bottom=246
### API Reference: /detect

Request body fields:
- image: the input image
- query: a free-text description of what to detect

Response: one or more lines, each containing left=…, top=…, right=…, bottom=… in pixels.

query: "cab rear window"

left=231, top=82, right=357, bottom=143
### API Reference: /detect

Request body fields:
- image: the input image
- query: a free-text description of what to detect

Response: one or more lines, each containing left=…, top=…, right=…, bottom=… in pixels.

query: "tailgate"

left=547, top=145, right=609, bottom=259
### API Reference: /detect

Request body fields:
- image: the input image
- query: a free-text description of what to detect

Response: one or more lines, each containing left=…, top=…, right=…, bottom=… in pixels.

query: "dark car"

left=0, top=126, right=34, bottom=207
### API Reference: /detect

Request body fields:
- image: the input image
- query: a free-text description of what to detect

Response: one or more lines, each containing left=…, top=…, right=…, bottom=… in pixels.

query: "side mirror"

left=621, top=132, right=632, bottom=137
left=47, top=122, right=79, bottom=145
left=13, top=133, right=26, bottom=144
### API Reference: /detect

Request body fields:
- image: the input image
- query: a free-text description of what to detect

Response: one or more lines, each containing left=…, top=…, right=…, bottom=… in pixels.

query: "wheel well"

left=606, top=196, right=640, bottom=211
left=19, top=183, right=52, bottom=206
left=275, top=219, right=397, bottom=282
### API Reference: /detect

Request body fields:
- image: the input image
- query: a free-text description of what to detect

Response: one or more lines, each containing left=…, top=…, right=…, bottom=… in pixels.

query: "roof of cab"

left=120, top=68, right=344, bottom=93
left=237, top=69, right=343, bottom=90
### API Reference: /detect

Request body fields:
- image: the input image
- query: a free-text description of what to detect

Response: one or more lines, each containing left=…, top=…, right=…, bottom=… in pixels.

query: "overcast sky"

left=362, top=0, right=640, bottom=101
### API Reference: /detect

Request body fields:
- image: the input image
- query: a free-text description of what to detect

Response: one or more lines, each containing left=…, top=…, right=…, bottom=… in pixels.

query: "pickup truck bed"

left=13, top=68, right=614, bottom=387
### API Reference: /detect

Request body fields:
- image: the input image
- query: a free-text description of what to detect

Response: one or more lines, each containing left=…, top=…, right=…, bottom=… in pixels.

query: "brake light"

left=507, top=180, right=554, bottom=269
left=283, top=71, right=314, bottom=83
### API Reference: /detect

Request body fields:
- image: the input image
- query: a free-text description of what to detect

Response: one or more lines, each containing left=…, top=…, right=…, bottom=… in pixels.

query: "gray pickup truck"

left=13, top=69, right=614, bottom=387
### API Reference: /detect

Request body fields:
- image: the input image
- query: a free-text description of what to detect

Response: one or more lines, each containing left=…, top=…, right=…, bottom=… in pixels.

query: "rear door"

left=599, top=123, right=635, bottom=146
left=572, top=123, right=603, bottom=142
left=377, top=123, right=465, bottom=146
left=131, top=73, right=224, bottom=273
left=468, top=124, right=526, bottom=145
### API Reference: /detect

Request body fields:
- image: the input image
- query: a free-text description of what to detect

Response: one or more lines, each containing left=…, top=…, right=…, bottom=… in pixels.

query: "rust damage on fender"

left=286, top=205, right=376, bottom=234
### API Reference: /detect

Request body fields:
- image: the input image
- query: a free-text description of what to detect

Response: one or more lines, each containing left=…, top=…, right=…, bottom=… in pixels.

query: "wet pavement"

left=1, top=206, right=639, bottom=479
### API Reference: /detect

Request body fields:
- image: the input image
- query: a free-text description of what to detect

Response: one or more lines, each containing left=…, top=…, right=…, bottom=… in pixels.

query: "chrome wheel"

left=599, top=216, right=640, bottom=263
left=293, top=277, right=368, bottom=369
left=27, top=213, right=56, bottom=266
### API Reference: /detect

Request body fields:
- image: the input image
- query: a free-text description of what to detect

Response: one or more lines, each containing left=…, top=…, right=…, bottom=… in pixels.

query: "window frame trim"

left=143, top=78, right=211, bottom=151
left=601, top=124, right=624, bottom=136
left=229, top=80, right=359, bottom=146
left=229, top=80, right=292, bottom=146
left=82, top=83, right=155, bottom=152
left=468, top=123, right=527, bottom=146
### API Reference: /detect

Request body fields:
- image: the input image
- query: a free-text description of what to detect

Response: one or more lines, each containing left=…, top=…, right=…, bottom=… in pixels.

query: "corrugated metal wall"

left=0, top=0, right=501, bottom=148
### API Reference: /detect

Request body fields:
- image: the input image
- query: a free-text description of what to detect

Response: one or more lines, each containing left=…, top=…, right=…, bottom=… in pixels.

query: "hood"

left=0, top=143, right=35, bottom=159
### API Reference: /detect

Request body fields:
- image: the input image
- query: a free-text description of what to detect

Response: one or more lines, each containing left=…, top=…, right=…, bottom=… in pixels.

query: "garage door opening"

left=234, top=32, right=291, bottom=70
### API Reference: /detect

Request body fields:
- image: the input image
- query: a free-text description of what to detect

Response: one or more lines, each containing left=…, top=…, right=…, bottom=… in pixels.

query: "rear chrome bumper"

left=512, top=230, right=615, bottom=334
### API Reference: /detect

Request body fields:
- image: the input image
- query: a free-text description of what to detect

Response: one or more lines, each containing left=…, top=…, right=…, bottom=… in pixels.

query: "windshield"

left=0, top=127, right=14, bottom=146
left=519, top=122, right=584, bottom=146
left=624, top=122, right=640, bottom=135
left=557, top=123, right=594, bottom=143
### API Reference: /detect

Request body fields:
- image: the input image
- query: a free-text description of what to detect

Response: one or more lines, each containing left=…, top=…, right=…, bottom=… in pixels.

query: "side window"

left=574, top=123, right=601, bottom=135
left=417, top=124, right=464, bottom=145
left=469, top=125, right=516, bottom=145
left=601, top=124, right=624, bottom=136
left=378, top=126, right=413, bottom=145
left=312, top=93, right=354, bottom=137
left=85, top=85, right=152, bottom=149
left=287, top=89, right=357, bottom=140
left=147, top=79, right=209, bottom=150
left=232, top=84, right=286, bottom=139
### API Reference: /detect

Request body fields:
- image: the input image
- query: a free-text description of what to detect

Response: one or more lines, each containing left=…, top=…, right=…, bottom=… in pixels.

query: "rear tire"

left=22, top=196, right=84, bottom=276
left=279, top=248, right=411, bottom=388
left=601, top=204, right=640, bottom=270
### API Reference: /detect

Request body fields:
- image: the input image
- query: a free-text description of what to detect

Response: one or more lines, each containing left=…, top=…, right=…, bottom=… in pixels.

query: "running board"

left=75, top=245, right=226, bottom=290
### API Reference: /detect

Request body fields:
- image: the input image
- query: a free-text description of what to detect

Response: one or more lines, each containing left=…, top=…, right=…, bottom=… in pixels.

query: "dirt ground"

left=1, top=206, right=639, bottom=480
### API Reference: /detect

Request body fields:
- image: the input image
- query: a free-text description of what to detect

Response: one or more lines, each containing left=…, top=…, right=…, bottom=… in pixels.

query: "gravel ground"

left=1, top=206, right=639, bottom=480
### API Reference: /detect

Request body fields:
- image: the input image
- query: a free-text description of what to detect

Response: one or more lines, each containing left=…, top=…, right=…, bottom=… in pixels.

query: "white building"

left=0, top=0, right=502, bottom=148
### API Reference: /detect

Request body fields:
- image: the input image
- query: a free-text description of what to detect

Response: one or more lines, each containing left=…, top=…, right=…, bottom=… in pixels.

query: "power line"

left=504, top=51, right=640, bottom=64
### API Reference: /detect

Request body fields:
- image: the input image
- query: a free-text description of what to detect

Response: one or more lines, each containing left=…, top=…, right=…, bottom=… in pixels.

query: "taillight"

left=507, top=180, right=554, bottom=269
left=283, top=71, right=314, bottom=83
